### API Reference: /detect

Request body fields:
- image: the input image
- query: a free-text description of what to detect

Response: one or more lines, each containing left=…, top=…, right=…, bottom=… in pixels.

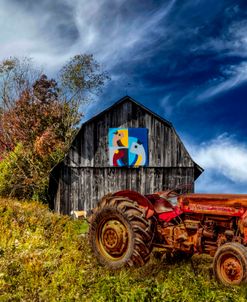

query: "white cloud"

left=0, top=0, right=176, bottom=75
left=160, top=94, right=174, bottom=117
left=70, top=0, right=177, bottom=69
left=177, top=61, right=247, bottom=106
left=1, top=0, right=247, bottom=111
left=197, top=18, right=247, bottom=100
left=177, top=17, right=247, bottom=105
left=0, top=0, right=69, bottom=71
left=186, top=134, right=247, bottom=193
left=198, top=63, right=247, bottom=100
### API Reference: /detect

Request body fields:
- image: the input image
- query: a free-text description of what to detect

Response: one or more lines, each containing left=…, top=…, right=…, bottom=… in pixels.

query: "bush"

left=0, top=144, right=64, bottom=201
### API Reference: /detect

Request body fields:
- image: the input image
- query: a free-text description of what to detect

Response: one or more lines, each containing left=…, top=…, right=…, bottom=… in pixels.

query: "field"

left=0, top=198, right=246, bottom=302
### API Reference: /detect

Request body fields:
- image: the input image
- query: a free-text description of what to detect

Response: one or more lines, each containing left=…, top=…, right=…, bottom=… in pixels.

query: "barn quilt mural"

left=109, top=128, right=148, bottom=167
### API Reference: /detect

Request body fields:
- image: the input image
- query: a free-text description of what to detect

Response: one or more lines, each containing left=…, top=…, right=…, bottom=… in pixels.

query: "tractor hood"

left=178, top=194, right=247, bottom=217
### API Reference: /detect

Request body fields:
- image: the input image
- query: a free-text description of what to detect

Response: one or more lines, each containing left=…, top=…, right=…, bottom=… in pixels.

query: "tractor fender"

left=113, top=190, right=154, bottom=218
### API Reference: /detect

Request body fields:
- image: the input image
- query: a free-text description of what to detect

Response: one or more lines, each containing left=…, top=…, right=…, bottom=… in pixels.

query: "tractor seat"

left=153, top=199, right=173, bottom=214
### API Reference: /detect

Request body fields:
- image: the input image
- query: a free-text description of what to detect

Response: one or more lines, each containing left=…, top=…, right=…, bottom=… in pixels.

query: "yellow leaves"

left=0, top=54, right=108, bottom=202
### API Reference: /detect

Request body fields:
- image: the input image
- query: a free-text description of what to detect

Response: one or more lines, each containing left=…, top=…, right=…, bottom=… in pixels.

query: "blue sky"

left=1, top=0, right=247, bottom=193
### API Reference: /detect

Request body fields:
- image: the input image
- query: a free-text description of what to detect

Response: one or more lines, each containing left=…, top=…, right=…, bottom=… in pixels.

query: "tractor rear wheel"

left=213, top=242, right=247, bottom=285
left=89, top=195, right=153, bottom=269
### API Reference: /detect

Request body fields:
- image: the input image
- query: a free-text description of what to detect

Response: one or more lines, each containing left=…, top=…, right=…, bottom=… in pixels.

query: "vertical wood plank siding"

left=66, top=101, right=194, bottom=168
left=54, top=167, right=195, bottom=214
left=50, top=98, right=202, bottom=215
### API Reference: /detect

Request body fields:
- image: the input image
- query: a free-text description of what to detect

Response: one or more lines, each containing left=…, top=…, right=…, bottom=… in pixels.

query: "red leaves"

left=0, top=75, right=70, bottom=157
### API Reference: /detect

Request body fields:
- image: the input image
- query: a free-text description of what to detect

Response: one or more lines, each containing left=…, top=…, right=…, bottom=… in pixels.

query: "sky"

left=0, top=0, right=247, bottom=193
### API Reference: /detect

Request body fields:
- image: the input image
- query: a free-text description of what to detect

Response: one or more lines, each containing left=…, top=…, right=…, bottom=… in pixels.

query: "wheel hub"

left=221, top=256, right=242, bottom=282
left=99, top=220, right=129, bottom=259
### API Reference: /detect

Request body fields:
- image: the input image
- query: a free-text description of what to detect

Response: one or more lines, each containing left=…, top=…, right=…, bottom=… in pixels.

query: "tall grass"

left=0, top=198, right=246, bottom=301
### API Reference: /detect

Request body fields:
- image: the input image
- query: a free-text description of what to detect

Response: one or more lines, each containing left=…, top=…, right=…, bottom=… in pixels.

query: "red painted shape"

left=113, top=190, right=154, bottom=218
left=113, top=149, right=125, bottom=166
left=158, top=207, right=183, bottom=222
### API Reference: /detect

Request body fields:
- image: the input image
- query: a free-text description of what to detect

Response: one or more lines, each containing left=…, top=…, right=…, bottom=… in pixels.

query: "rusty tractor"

left=88, top=189, right=247, bottom=285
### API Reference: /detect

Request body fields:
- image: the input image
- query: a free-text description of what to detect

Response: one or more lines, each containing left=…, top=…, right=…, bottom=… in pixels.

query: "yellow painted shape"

left=135, top=154, right=142, bottom=166
left=118, top=129, right=128, bottom=147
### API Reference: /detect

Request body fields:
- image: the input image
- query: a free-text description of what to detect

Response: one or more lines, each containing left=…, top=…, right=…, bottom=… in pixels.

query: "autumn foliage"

left=0, top=75, right=76, bottom=200
left=2, top=76, right=70, bottom=154
left=0, top=55, right=108, bottom=201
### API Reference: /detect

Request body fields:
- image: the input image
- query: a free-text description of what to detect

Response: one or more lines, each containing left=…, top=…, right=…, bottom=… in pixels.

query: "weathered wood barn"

left=49, top=96, right=203, bottom=215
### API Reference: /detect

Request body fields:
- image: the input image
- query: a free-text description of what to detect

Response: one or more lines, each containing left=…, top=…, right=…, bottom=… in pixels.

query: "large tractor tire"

left=89, top=195, right=154, bottom=269
left=213, top=242, right=247, bottom=285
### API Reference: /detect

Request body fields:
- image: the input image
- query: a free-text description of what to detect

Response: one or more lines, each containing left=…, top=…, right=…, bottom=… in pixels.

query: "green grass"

left=0, top=198, right=247, bottom=301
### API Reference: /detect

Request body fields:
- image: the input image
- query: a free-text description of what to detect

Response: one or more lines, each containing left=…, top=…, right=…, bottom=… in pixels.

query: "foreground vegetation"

left=0, top=199, right=247, bottom=301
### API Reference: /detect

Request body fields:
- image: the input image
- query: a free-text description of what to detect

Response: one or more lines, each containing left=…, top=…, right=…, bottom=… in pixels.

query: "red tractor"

left=89, top=189, right=247, bottom=286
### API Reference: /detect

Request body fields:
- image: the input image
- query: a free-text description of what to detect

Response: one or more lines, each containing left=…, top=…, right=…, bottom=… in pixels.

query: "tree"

left=0, top=55, right=109, bottom=201
left=0, top=57, right=40, bottom=109
left=60, top=54, right=109, bottom=103
left=0, top=75, right=76, bottom=200
left=1, top=74, right=79, bottom=148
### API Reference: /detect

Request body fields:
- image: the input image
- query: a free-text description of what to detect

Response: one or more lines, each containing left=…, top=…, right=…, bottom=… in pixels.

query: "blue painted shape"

left=128, top=128, right=148, bottom=166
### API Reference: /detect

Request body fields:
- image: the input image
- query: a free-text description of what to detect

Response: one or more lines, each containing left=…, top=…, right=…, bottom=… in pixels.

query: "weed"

left=0, top=198, right=247, bottom=301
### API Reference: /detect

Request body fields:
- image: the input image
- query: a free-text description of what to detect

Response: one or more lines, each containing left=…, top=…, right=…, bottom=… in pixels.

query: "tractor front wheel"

left=89, top=195, right=153, bottom=269
left=213, top=242, right=247, bottom=286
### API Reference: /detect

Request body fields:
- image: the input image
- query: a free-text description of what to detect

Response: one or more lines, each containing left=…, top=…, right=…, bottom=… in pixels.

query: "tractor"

left=88, top=189, right=247, bottom=286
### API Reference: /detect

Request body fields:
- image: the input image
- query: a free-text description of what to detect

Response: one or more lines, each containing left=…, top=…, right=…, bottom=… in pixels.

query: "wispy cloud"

left=177, top=61, right=247, bottom=106
left=0, top=0, right=74, bottom=70
left=186, top=134, right=247, bottom=193
left=2, top=0, right=247, bottom=106
left=177, top=14, right=247, bottom=105
left=198, top=63, right=247, bottom=100
left=70, top=0, right=177, bottom=70
left=0, top=0, right=177, bottom=74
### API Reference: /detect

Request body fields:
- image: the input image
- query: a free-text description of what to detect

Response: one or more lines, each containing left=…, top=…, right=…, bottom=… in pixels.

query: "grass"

left=0, top=198, right=247, bottom=301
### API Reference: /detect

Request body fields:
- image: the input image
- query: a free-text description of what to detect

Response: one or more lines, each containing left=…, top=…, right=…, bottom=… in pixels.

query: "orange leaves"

left=0, top=75, right=74, bottom=200
left=34, top=128, right=63, bottom=158
left=1, top=76, right=68, bottom=155
left=0, top=54, right=108, bottom=201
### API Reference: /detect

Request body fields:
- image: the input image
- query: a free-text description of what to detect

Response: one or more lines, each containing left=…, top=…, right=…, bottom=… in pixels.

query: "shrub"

left=0, top=144, right=64, bottom=201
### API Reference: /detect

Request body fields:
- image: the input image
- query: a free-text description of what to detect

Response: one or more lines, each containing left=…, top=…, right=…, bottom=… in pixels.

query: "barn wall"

left=49, top=98, right=202, bottom=215
left=53, top=166, right=195, bottom=214
left=65, top=101, right=194, bottom=168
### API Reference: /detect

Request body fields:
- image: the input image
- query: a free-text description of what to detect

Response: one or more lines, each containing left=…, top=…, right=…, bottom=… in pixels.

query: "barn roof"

left=82, top=95, right=173, bottom=128
left=69, top=95, right=203, bottom=177
left=51, top=96, right=203, bottom=176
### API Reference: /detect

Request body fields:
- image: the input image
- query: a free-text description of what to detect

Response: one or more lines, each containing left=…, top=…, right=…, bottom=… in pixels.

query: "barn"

left=49, top=96, right=203, bottom=215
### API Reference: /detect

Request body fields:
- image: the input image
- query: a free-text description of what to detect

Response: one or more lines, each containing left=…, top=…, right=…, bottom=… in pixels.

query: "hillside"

left=0, top=199, right=246, bottom=301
